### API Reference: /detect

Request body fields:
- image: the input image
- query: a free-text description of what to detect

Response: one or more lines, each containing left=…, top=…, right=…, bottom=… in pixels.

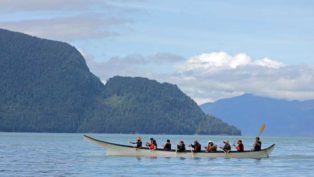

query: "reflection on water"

left=0, top=133, right=314, bottom=177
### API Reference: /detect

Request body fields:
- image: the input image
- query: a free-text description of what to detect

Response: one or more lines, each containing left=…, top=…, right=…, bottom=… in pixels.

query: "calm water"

left=1, top=133, right=314, bottom=177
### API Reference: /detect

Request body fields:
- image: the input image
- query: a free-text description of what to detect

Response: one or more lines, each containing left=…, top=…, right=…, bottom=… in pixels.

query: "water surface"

left=1, top=133, right=313, bottom=177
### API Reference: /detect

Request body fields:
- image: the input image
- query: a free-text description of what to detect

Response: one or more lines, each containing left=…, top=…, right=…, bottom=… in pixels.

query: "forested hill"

left=0, top=28, right=240, bottom=135
left=0, top=28, right=104, bottom=132
left=79, top=76, right=241, bottom=134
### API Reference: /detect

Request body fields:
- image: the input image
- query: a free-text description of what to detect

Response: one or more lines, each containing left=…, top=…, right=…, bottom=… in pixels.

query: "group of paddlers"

left=131, top=137, right=262, bottom=153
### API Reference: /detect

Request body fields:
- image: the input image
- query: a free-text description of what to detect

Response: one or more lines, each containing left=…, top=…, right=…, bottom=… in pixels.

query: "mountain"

left=200, top=94, right=314, bottom=136
left=0, top=28, right=104, bottom=132
left=79, top=76, right=240, bottom=135
left=0, top=28, right=240, bottom=135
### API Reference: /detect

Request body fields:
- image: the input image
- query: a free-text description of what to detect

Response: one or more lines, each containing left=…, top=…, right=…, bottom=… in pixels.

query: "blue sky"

left=82, top=0, right=314, bottom=64
left=1, top=0, right=314, bottom=103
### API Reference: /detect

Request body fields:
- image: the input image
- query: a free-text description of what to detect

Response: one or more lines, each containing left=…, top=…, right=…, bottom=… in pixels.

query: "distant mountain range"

left=0, top=28, right=240, bottom=135
left=201, top=94, right=314, bottom=136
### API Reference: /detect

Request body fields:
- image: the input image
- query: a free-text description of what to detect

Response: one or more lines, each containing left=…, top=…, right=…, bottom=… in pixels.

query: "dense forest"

left=0, top=28, right=240, bottom=135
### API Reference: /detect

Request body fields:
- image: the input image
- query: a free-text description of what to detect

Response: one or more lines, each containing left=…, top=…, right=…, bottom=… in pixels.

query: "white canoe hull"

left=84, top=135, right=275, bottom=159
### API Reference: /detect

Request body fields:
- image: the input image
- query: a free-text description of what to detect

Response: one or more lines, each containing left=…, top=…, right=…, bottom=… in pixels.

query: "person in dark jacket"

left=190, top=140, right=201, bottom=152
left=252, top=137, right=262, bottom=151
left=163, top=139, right=171, bottom=151
left=130, top=137, right=142, bottom=148
left=220, top=140, right=231, bottom=153
left=176, top=140, right=186, bottom=152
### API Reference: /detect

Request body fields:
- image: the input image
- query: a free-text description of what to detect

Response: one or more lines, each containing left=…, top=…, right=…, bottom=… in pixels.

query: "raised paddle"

left=257, top=123, right=266, bottom=137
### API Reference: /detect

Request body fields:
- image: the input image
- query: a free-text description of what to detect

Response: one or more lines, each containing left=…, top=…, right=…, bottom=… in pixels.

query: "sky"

left=1, top=0, right=314, bottom=104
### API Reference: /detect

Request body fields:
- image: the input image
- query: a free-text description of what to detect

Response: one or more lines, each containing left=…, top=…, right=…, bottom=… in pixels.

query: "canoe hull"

left=84, top=135, right=275, bottom=159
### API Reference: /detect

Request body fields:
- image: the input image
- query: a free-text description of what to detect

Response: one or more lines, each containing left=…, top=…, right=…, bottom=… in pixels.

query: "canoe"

left=84, top=135, right=275, bottom=159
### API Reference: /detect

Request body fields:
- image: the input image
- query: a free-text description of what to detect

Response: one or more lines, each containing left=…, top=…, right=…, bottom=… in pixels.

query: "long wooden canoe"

left=84, top=135, right=275, bottom=159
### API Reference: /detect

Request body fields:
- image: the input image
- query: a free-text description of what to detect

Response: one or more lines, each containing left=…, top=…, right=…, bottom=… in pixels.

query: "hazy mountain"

left=0, top=28, right=240, bottom=135
left=201, top=94, right=314, bottom=136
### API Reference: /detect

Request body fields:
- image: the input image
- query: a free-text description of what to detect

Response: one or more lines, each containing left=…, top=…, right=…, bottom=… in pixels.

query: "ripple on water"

left=1, top=133, right=314, bottom=177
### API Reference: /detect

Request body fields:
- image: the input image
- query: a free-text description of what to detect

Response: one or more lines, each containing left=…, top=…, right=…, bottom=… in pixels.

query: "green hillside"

left=0, top=28, right=240, bottom=135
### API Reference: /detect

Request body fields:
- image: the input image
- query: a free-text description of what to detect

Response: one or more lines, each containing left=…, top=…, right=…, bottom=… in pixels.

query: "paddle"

left=233, top=138, right=239, bottom=147
left=257, top=123, right=266, bottom=137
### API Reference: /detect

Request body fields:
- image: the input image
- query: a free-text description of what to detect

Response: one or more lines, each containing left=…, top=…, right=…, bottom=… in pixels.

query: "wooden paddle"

left=257, top=123, right=266, bottom=137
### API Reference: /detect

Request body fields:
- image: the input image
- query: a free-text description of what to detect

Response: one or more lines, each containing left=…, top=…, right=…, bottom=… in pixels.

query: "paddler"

left=220, top=140, right=231, bottom=153
left=130, top=137, right=142, bottom=148
left=252, top=137, right=262, bottom=151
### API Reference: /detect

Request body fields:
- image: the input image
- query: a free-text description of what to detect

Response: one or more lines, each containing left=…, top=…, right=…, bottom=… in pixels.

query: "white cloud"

left=177, top=52, right=284, bottom=73
left=254, top=58, right=285, bottom=68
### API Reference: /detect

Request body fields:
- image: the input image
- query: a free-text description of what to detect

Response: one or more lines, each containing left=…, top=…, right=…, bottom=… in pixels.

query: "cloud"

left=0, top=0, right=108, bottom=12
left=82, top=51, right=185, bottom=83
left=147, top=53, right=184, bottom=64
left=0, top=14, right=128, bottom=41
left=171, top=65, right=314, bottom=104
left=254, top=58, right=285, bottom=69
left=0, top=0, right=138, bottom=41
left=83, top=51, right=314, bottom=104
left=177, top=52, right=284, bottom=73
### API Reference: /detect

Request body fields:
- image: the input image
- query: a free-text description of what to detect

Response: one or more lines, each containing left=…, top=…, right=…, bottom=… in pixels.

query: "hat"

left=137, top=137, right=141, bottom=140
left=208, top=140, right=213, bottom=144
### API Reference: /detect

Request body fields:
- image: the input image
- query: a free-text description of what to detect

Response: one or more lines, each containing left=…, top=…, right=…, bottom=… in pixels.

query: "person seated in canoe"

left=146, top=138, right=157, bottom=150
left=176, top=140, right=186, bottom=152
left=233, top=139, right=244, bottom=152
left=189, top=140, right=201, bottom=152
left=163, top=139, right=171, bottom=151
left=205, top=140, right=217, bottom=152
left=220, top=140, right=231, bottom=153
left=130, top=137, right=142, bottom=148
left=252, top=137, right=262, bottom=151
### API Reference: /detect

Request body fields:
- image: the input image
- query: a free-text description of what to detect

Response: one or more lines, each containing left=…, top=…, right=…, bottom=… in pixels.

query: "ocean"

left=1, top=133, right=314, bottom=177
